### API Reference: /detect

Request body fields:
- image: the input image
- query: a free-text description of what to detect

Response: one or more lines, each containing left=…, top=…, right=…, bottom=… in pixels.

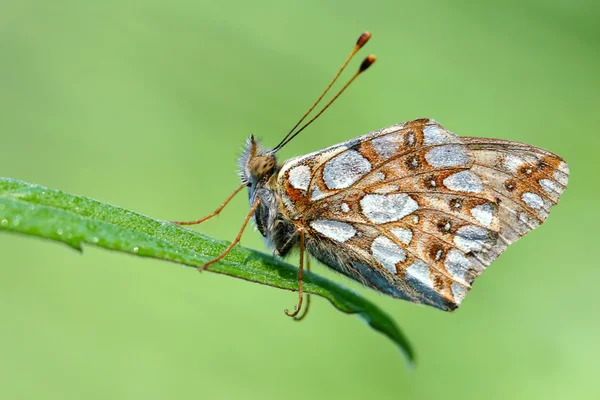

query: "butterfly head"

left=238, top=135, right=277, bottom=188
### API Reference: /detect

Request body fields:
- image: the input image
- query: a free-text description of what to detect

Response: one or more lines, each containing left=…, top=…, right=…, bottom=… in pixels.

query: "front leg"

left=172, top=184, right=244, bottom=226
left=198, top=198, right=260, bottom=271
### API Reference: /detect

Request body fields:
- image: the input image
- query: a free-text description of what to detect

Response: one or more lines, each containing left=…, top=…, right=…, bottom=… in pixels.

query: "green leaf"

left=0, top=177, right=414, bottom=364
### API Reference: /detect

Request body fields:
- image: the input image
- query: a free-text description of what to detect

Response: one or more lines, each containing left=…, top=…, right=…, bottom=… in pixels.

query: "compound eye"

left=249, top=156, right=275, bottom=178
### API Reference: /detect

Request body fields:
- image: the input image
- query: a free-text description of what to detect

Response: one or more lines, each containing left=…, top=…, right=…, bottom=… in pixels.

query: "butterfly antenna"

left=274, top=54, right=376, bottom=151
left=272, top=32, right=372, bottom=153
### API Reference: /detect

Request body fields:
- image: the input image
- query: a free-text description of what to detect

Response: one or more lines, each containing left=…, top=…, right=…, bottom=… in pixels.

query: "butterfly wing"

left=277, top=119, right=569, bottom=311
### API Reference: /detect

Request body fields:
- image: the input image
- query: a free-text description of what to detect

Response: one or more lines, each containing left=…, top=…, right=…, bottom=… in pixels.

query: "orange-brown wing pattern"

left=277, top=119, right=569, bottom=311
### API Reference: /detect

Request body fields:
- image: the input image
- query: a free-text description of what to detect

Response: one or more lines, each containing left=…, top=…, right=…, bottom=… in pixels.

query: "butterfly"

left=174, top=32, right=569, bottom=318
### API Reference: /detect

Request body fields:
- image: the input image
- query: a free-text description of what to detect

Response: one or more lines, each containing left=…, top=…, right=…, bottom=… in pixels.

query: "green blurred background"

left=1, top=1, right=599, bottom=399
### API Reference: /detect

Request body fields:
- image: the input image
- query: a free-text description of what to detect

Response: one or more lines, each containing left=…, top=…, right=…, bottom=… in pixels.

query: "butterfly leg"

left=172, top=184, right=245, bottom=226
left=293, top=255, right=311, bottom=322
left=198, top=198, right=260, bottom=271
left=285, top=229, right=305, bottom=318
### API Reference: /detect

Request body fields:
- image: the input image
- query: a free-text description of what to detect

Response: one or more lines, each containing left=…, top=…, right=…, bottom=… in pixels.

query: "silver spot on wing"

left=310, top=186, right=326, bottom=201
left=406, top=260, right=433, bottom=289
left=424, top=145, right=470, bottom=167
left=503, top=154, right=525, bottom=173
left=371, top=133, right=400, bottom=160
left=444, top=249, right=470, bottom=283
left=451, top=283, right=468, bottom=304
left=470, top=203, right=493, bottom=227
left=360, top=193, right=419, bottom=224
left=288, top=165, right=311, bottom=190
left=390, top=227, right=413, bottom=245
left=454, top=225, right=489, bottom=252
left=539, top=178, right=561, bottom=195
left=310, top=220, right=356, bottom=242
left=443, top=170, right=484, bottom=193
left=423, top=124, right=456, bottom=145
left=323, top=149, right=371, bottom=189
left=371, top=236, right=406, bottom=274
left=521, top=192, right=544, bottom=210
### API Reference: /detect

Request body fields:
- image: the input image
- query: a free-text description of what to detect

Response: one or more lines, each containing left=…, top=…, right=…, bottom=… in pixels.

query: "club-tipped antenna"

left=272, top=32, right=372, bottom=153
left=273, top=54, right=376, bottom=152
